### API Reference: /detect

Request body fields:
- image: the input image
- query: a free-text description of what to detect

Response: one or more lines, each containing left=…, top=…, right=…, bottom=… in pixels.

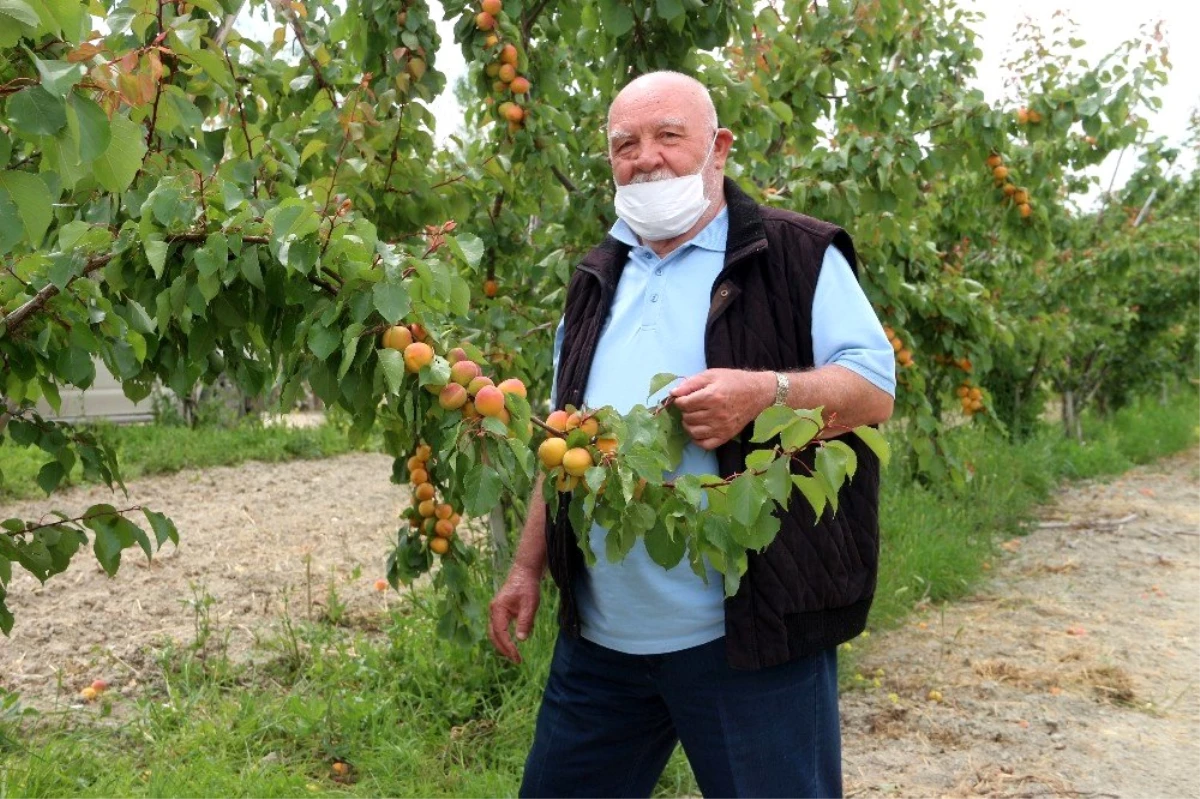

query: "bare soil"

left=841, top=450, right=1200, bottom=798
left=1, top=449, right=1197, bottom=798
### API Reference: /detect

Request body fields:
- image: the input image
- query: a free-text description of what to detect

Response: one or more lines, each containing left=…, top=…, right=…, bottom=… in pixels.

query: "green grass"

left=1, top=387, right=1196, bottom=797
left=0, top=420, right=367, bottom=502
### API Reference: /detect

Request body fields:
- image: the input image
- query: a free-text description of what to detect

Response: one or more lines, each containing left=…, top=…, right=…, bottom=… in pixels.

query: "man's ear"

left=713, top=128, right=735, bottom=169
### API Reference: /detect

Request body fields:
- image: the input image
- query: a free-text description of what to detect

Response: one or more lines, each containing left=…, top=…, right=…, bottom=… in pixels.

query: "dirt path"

left=841, top=449, right=1200, bottom=798
left=0, top=452, right=404, bottom=704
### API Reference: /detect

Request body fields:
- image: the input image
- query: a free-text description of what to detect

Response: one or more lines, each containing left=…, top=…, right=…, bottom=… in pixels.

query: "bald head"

left=607, top=71, right=719, bottom=142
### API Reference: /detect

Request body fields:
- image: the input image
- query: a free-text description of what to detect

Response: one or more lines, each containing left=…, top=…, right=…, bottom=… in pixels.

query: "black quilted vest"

left=550, top=178, right=881, bottom=670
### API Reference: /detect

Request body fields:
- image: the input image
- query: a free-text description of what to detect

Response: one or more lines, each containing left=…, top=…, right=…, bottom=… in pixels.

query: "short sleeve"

left=810, top=247, right=896, bottom=396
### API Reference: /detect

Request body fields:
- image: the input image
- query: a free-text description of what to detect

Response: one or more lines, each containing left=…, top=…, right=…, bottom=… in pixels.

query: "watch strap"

left=773, top=371, right=789, bottom=406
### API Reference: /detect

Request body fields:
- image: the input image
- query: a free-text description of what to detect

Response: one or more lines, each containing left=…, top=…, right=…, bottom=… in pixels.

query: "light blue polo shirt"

left=550, top=207, right=895, bottom=655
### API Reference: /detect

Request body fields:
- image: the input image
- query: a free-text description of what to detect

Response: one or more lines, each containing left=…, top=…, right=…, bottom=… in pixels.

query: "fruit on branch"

left=415, top=444, right=432, bottom=461
left=447, top=347, right=470, bottom=364
left=499, top=43, right=518, bottom=65
left=467, top=375, right=494, bottom=394
left=415, top=481, right=435, bottom=501
left=503, top=102, right=525, bottom=124
left=1018, top=202, right=1032, bottom=218
left=986, top=153, right=1003, bottom=169
left=1017, top=107, right=1030, bottom=124
left=595, top=436, right=618, bottom=455
left=419, top=499, right=437, bottom=517
left=481, top=0, right=502, bottom=14
left=538, top=437, right=568, bottom=468
left=484, top=278, right=498, bottom=297
left=992, top=166, right=1008, bottom=181
left=497, top=377, right=527, bottom=398
left=435, top=503, right=454, bottom=520
left=546, top=410, right=569, bottom=432
left=475, top=11, right=496, bottom=30
left=474, top=385, right=507, bottom=417
left=430, top=537, right=450, bottom=555
left=510, top=76, right=530, bottom=94
left=562, top=447, right=594, bottom=477
left=450, top=359, right=482, bottom=386
left=555, top=471, right=580, bottom=492
left=1012, top=189, right=1028, bottom=204
left=439, top=383, right=469, bottom=410
left=404, top=341, right=434, bottom=373
left=409, top=323, right=429, bottom=342
left=498, top=63, right=516, bottom=83
left=435, top=519, right=455, bottom=538
left=382, top=325, right=414, bottom=351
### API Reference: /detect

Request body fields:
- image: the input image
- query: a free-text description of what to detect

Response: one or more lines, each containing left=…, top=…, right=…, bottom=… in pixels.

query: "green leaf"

left=598, top=0, right=635, bottom=36
left=0, top=0, right=39, bottom=26
left=373, top=278, right=411, bottom=322
left=852, top=425, right=890, bottom=467
left=445, top=233, right=484, bottom=268
left=644, top=518, right=686, bottom=569
left=27, top=53, right=83, bottom=98
left=143, top=508, right=178, bottom=547
left=463, top=463, right=502, bottom=517
left=307, top=323, right=340, bottom=360
left=36, top=461, right=65, bottom=495
left=92, top=115, right=146, bottom=193
left=0, top=170, right=53, bottom=246
left=762, top=456, right=792, bottom=505
left=656, top=0, right=684, bottom=20
left=819, top=439, right=857, bottom=482
left=647, top=372, right=680, bottom=399
left=6, top=86, right=66, bottom=137
left=744, top=448, right=775, bottom=471
left=780, top=417, right=820, bottom=451
left=377, top=349, right=405, bottom=394
left=726, top=473, right=763, bottom=527
left=751, top=404, right=802, bottom=443
left=730, top=509, right=779, bottom=551
left=143, top=236, right=168, bottom=277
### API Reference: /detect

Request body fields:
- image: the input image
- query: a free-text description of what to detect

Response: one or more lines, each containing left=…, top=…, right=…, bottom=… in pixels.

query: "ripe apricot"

left=555, top=470, right=580, bottom=492
left=374, top=578, right=388, bottom=592
left=409, top=322, right=428, bottom=342
left=418, top=499, right=437, bottom=517
left=956, top=385, right=970, bottom=398
left=435, top=519, right=455, bottom=538
left=891, top=337, right=903, bottom=352
left=510, top=76, right=530, bottom=94
left=498, top=63, right=516, bottom=83
left=439, top=383, right=468, bottom=410
left=382, top=325, right=413, bottom=351
left=430, top=537, right=450, bottom=555
left=411, top=468, right=429, bottom=486
left=968, top=387, right=982, bottom=401
left=475, top=385, right=506, bottom=417
left=450, top=360, right=482, bottom=386
left=545, top=410, right=570, bottom=432
left=447, top=347, right=469, bottom=364
left=406, top=455, right=423, bottom=472
left=985, top=153, right=1003, bottom=169
left=1017, top=107, right=1030, bottom=124
left=449, top=513, right=461, bottom=527
left=493, top=80, right=508, bottom=94
left=992, top=166, right=1008, bottom=181
left=484, top=278, right=498, bottom=297
left=415, top=443, right=432, bottom=461
left=484, top=33, right=499, bottom=48
left=467, top=375, right=494, bottom=395
left=503, top=103, right=524, bottom=123
left=481, top=0, right=501, bottom=14
left=415, top=482, right=435, bottom=501
left=595, top=436, right=618, bottom=455
left=485, top=62, right=500, bottom=78
left=1012, top=189, right=1028, bottom=204
left=499, top=43, right=518, bottom=65
left=538, top=437, right=568, bottom=468
left=562, top=447, right=593, bottom=477
left=81, top=685, right=98, bottom=702
left=433, top=504, right=452, bottom=521
left=475, top=11, right=495, bottom=29
left=897, top=348, right=913, bottom=365
left=1018, top=202, right=1032, bottom=218
left=497, top=377, right=527, bottom=398
left=403, top=341, right=434, bottom=373
left=463, top=401, right=479, bottom=420
left=1027, top=110, right=1042, bottom=123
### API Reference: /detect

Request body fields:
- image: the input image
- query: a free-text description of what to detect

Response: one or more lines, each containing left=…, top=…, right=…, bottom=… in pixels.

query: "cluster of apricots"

left=380, top=322, right=528, bottom=425
left=986, top=152, right=1032, bottom=219
left=883, top=326, right=914, bottom=369
left=535, top=409, right=620, bottom=493
left=473, top=0, right=529, bottom=133
left=956, top=383, right=985, bottom=417
left=1015, top=106, right=1043, bottom=125
left=400, top=442, right=462, bottom=556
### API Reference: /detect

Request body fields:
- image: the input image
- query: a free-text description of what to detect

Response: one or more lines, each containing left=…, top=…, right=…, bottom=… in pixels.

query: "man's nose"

left=631, top=142, right=664, bottom=173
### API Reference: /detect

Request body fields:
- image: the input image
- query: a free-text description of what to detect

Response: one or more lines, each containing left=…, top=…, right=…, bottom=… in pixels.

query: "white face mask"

left=613, top=134, right=717, bottom=242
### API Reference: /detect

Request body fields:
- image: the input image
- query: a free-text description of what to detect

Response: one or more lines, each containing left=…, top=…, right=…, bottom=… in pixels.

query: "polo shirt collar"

left=609, top=206, right=730, bottom=254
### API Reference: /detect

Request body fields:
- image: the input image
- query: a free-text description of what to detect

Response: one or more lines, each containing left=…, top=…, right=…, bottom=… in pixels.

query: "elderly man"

left=489, top=71, right=895, bottom=798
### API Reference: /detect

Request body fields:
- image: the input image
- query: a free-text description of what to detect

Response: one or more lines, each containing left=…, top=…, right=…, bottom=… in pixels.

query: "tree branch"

left=267, top=0, right=338, bottom=107
left=2, top=505, right=144, bottom=538
left=550, top=164, right=578, bottom=194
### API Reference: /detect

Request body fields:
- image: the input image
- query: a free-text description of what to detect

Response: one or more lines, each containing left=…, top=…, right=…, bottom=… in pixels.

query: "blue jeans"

left=520, top=633, right=842, bottom=798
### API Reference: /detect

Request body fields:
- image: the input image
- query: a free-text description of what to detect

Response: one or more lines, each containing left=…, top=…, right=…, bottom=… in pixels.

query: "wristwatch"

left=773, top=371, right=790, bottom=406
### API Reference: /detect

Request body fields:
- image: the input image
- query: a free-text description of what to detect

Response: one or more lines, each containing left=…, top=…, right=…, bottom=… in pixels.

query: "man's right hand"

left=488, top=564, right=542, bottom=664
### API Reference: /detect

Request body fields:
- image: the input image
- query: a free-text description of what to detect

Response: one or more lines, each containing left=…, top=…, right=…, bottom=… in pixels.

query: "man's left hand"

left=670, top=369, right=774, bottom=450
